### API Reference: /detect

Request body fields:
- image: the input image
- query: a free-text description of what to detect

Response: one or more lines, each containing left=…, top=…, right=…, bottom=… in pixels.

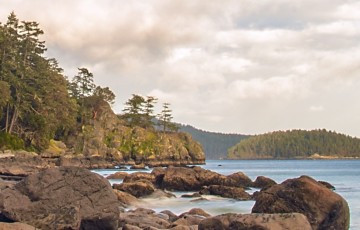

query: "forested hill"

left=179, top=124, right=250, bottom=159
left=228, top=129, right=360, bottom=159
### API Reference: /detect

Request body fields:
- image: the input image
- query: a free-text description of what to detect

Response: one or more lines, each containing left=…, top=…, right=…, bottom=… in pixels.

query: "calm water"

left=94, top=160, right=360, bottom=229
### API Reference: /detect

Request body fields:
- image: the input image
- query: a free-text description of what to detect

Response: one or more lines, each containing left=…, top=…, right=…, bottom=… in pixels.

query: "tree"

left=93, top=86, right=115, bottom=105
left=143, top=96, right=157, bottom=129
left=122, top=94, right=145, bottom=127
left=157, top=102, right=177, bottom=132
left=71, top=68, right=95, bottom=100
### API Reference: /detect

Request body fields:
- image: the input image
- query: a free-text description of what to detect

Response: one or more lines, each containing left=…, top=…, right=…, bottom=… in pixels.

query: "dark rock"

left=190, top=198, right=209, bottom=203
left=252, top=175, right=350, bottom=230
left=180, top=208, right=211, bottom=218
left=199, top=185, right=251, bottom=200
left=181, top=192, right=201, bottom=198
left=114, top=180, right=155, bottom=198
left=0, top=167, right=119, bottom=230
left=151, top=167, right=166, bottom=186
left=198, top=213, right=311, bottom=230
left=106, top=171, right=128, bottom=179
left=319, top=180, right=336, bottom=190
left=252, top=176, right=276, bottom=189
left=123, top=172, right=156, bottom=184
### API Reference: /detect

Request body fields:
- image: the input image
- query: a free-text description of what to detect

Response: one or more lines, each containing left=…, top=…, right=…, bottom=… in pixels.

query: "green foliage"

left=93, top=86, right=115, bottom=105
left=0, top=131, right=24, bottom=150
left=157, top=103, right=178, bottom=132
left=228, top=129, right=360, bottom=159
left=179, top=124, right=249, bottom=159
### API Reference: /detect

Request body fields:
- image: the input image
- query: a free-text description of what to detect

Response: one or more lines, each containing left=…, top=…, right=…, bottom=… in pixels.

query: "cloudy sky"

left=1, top=0, right=360, bottom=136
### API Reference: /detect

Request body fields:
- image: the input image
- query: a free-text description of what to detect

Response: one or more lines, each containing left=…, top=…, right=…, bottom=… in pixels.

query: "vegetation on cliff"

left=228, top=129, right=360, bottom=159
left=0, top=12, right=204, bottom=163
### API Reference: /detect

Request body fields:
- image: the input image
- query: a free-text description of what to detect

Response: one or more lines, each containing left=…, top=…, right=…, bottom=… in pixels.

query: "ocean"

left=94, top=160, right=360, bottom=229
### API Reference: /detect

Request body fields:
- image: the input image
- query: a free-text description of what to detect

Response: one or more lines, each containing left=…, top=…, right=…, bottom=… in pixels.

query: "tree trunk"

left=8, top=105, right=18, bottom=134
left=5, top=103, right=10, bottom=133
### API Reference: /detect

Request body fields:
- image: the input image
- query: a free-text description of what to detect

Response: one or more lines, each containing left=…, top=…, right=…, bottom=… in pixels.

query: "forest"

left=0, top=13, right=177, bottom=153
left=228, top=129, right=360, bottom=159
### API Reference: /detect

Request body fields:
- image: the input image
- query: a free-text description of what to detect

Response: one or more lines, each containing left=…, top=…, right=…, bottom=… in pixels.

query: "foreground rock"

left=0, top=222, right=36, bottom=230
left=119, top=208, right=171, bottom=229
left=198, top=213, right=311, bottom=230
left=200, top=185, right=251, bottom=200
left=0, top=167, right=120, bottom=230
left=252, top=175, right=350, bottom=230
left=106, top=171, right=128, bottom=179
left=113, top=189, right=140, bottom=207
left=123, top=172, right=156, bottom=184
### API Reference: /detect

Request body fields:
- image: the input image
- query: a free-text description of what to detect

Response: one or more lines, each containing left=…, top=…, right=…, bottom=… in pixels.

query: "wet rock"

left=114, top=180, right=155, bottom=198
left=173, top=214, right=205, bottom=227
left=151, top=167, right=166, bottom=186
left=123, top=172, right=156, bottom=184
left=200, top=185, right=251, bottom=200
left=198, top=213, right=312, bottom=230
left=252, top=175, right=350, bottom=230
left=190, top=197, right=209, bottom=203
left=0, top=167, right=120, bottom=230
left=144, top=189, right=176, bottom=199
left=252, top=176, right=277, bottom=189
left=106, top=171, right=128, bottom=179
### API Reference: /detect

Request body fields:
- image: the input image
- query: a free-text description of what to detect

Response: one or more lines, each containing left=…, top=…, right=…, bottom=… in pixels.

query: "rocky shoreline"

left=0, top=158, right=350, bottom=230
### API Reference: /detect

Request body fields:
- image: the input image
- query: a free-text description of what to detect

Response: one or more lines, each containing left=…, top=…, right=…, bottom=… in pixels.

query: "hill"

left=228, top=129, right=360, bottom=159
left=179, top=124, right=250, bottom=159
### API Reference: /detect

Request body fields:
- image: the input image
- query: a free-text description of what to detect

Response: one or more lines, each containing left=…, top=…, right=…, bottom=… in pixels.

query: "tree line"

left=228, top=129, right=360, bottom=159
left=0, top=12, right=177, bottom=151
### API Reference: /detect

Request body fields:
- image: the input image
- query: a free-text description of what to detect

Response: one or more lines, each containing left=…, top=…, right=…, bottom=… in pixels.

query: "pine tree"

left=122, top=94, right=145, bottom=127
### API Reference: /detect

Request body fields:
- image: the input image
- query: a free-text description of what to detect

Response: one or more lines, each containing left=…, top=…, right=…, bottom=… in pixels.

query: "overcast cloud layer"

left=1, top=0, right=360, bottom=136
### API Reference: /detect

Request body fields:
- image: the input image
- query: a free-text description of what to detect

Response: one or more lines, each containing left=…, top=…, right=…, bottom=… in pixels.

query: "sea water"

left=94, top=160, right=360, bottom=229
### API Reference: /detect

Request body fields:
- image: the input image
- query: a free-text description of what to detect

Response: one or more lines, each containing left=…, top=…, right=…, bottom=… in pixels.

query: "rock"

left=113, top=189, right=139, bottom=207
left=161, top=210, right=179, bottom=222
left=119, top=209, right=171, bottom=229
left=252, top=176, right=277, bottom=189
left=226, top=172, right=253, bottom=187
left=0, top=178, right=16, bottom=189
left=123, top=224, right=142, bottom=230
left=252, top=175, right=350, bottom=230
left=173, top=215, right=205, bottom=227
left=114, top=180, right=155, bottom=198
left=170, top=225, right=198, bottom=230
left=144, top=189, right=176, bottom=199
left=151, top=167, right=166, bottom=186
left=130, top=163, right=146, bottom=169
left=199, top=185, right=251, bottom=200
left=181, top=192, right=201, bottom=198
left=123, top=172, right=156, bottom=184
left=106, top=171, right=128, bottom=179
left=0, top=167, right=120, bottom=230
left=0, top=222, right=36, bottom=230
left=180, top=208, right=211, bottom=218
left=190, top=198, right=209, bottom=202
left=198, top=213, right=311, bottom=230
left=319, top=180, right=336, bottom=190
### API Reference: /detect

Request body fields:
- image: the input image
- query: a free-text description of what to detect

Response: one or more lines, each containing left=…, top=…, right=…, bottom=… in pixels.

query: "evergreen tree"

left=143, top=96, right=157, bottom=129
left=158, top=103, right=177, bottom=132
left=93, top=86, right=115, bottom=105
left=122, top=94, right=145, bottom=127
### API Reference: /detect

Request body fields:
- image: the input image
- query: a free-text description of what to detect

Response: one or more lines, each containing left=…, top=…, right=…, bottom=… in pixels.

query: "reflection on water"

left=93, top=160, right=360, bottom=230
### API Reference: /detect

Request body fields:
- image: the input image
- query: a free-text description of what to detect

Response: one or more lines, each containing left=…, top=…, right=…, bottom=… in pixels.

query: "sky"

left=1, top=0, right=360, bottom=136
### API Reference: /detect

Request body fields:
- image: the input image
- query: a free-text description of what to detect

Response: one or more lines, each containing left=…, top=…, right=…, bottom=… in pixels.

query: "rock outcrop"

left=114, top=180, right=155, bottom=198
left=199, top=185, right=251, bottom=200
left=252, top=176, right=277, bottom=189
left=198, top=213, right=312, bottom=230
left=252, top=175, right=350, bottom=230
left=0, top=167, right=120, bottom=230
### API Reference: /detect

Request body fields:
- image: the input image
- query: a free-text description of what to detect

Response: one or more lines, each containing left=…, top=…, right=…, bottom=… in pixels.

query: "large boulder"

left=200, top=185, right=251, bottom=200
left=107, top=171, right=128, bottom=179
left=113, top=189, right=140, bottom=207
left=0, top=167, right=120, bottom=230
left=225, top=172, right=253, bottom=187
left=119, top=208, right=171, bottom=229
left=252, top=175, right=350, bottom=230
left=114, top=180, right=155, bottom=197
left=198, top=213, right=311, bottom=230
left=123, top=172, right=156, bottom=184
